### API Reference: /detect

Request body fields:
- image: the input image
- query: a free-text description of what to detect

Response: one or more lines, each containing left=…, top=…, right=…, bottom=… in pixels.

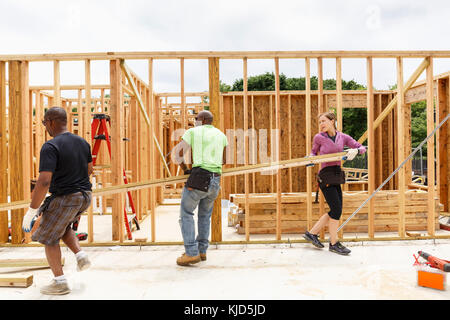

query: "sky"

left=1, top=0, right=450, bottom=97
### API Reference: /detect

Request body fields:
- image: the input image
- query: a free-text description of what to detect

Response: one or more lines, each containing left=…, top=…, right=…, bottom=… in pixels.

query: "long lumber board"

left=0, top=152, right=348, bottom=211
left=0, top=258, right=65, bottom=268
left=0, top=274, right=33, bottom=287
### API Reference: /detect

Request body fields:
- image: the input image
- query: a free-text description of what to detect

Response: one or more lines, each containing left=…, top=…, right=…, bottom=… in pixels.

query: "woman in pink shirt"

left=303, top=112, right=366, bottom=255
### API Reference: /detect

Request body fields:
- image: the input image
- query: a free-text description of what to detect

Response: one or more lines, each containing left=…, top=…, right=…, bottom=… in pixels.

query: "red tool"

left=76, top=232, right=88, bottom=241
left=91, top=114, right=140, bottom=240
left=416, top=251, right=450, bottom=272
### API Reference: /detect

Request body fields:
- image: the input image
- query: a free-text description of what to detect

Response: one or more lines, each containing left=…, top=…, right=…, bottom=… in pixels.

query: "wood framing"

left=0, top=50, right=448, bottom=247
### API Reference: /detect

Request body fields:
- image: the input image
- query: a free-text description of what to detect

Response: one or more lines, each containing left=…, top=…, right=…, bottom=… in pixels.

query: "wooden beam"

left=426, top=57, right=435, bottom=236
left=4, top=50, right=450, bottom=62
left=0, top=274, right=33, bottom=288
left=359, top=58, right=429, bottom=144
left=243, top=58, right=250, bottom=241
left=208, top=57, right=222, bottom=242
left=110, top=59, right=125, bottom=242
left=438, top=78, right=449, bottom=213
left=149, top=58, right=156, bottom=242
left=0, top=258, right=64, bottom=268
left=336, top=57, right=343, bottom=131
left=0, top=61, right=7, bottom=243
left=53, top=60, right=61, bottom=106
left=0, top=152, right=350, bottom=210
left=305, top=57, right=313, bottom=230
left=367, top=57, right=375, bottom=237
left=8, top=61, right=31, bottom=244
left=180, top=58, right=186, bottom=129
left=274, top=58, right=282, bottom=240
left=396, top=57, right=406, bottom=237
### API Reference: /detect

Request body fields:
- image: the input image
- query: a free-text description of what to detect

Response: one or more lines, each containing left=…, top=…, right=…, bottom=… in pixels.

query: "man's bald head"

left=44, top=107, right=67, bottom=125
left=196, top=110, right=213, bottom=125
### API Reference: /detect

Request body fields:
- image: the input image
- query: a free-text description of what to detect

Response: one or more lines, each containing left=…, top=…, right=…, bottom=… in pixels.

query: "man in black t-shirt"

left=22, top=107, right=93, bottom=295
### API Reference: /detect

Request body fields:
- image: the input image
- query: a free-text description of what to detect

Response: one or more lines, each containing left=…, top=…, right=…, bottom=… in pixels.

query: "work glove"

left=22, top=207, right=39, bottom=233
left=304, top=155, right=315, bottom=167
left=343, top=148, right=359, bottom=161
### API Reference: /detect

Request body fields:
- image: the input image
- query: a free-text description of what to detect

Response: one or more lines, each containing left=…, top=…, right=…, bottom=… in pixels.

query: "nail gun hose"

left=337, top=112, right=450, bottom=233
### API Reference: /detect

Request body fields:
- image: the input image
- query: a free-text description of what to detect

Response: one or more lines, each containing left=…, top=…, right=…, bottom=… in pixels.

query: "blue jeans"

left=179, top=176, right=221, bottom=256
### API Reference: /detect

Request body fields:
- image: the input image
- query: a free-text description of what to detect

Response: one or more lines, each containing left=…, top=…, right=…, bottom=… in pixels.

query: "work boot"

left=200, top=253, right=207, bottom=261
left=77, top=255, right=91, bottom=271
left=329, top=242, right=351, bottom=255
left=40, top=279, right=71, bottom=295
left=176, top=253, right=201, bottom=266
left=303, top=231, right=324, bottom=248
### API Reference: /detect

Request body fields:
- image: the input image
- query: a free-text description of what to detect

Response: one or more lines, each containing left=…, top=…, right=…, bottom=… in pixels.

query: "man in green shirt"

left=175, top=110, right=228, bottom=266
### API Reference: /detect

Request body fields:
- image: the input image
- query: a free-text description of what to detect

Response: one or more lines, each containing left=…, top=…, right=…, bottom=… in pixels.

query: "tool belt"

left=317, top=165, right=345, bottom=186
left=186, top=167, right=218, bottom=192
left=314, top=165, right=345, bottom=203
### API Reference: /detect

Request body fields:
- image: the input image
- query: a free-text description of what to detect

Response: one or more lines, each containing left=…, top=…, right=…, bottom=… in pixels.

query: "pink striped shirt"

left=310, top=131, right=366, bottom=170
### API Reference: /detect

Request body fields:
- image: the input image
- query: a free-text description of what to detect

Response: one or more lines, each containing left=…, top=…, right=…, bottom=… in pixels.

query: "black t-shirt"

left=39, top=132, right=92, bottom=195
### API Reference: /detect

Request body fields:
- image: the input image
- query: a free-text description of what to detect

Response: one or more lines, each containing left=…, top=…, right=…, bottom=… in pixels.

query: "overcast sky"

left=1, top=0, right=450, bottom=96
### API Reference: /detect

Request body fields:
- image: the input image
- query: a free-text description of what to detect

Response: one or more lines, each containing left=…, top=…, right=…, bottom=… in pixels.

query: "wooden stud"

left=53, top=60, right=61, bottom=106
left=426, top=57, right=435, bottom=236
left=149, top=58, right=156, bottom=242
left=110, top=59, right=125, bottom=242
left=243, top=58, right=250, bottom=241
left=208, top=57, right=222, bottom=242
left=396, top=57, right=406, bottom=237
left=336, top=57, right=343, bottom=131
left=305, top=57, right=313, bottom=230
left=274, top=58, right=282, bottom=240
left=438, top=78, right=449, bottom=213
left=8, top=61, right=31, bottom=244
left=0, top=61, right=7, bottom=243
left=367, top=57, right=375, bottom=237
left=180, top=58, right=186, bottom=129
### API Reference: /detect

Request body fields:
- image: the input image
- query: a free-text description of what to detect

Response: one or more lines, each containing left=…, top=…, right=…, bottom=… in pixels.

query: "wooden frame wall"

left=0, top=51, right=449, bottom=246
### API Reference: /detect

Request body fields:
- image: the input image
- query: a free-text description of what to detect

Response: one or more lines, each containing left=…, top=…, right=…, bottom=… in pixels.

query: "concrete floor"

left=1, top=200, right=449, bottom=300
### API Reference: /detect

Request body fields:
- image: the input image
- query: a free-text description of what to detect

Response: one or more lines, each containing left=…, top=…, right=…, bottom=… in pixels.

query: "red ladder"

left=91, top=113, right=140, bottom=240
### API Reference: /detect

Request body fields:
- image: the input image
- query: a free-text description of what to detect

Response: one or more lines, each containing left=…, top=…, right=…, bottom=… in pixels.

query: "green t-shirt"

left=182, top=125, right=228, bottom=174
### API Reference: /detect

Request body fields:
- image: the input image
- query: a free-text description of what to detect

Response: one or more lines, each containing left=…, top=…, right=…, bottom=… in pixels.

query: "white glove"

left=22, top=207, right=39, bottom=233
left=344, top=148, right=359, bottom=161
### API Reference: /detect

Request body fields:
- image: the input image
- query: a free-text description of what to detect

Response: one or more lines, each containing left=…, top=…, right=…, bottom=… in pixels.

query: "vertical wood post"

left=396, top=57, right=406, bottom=237
left=274, top=58, right=282, bottom=240
left=8, top=60, right=31, bottom=244
left=367, top=57, right=375, bottom=237
left=305, top=57, right=313, bottom=230
left=426, top=57, right=435, bottom=236
left=110, top=59, right=124, bottom=242
left=438, top=78, right=449, bottom=213
left=243, top=58, right=250, bottom=241
left=53, top=60, right=61, bottom=106
left=0, top=62, right=8, bottom=243
left=149, top=58, right=156, bottom=242
left=208, top=57, right=222, bottom=242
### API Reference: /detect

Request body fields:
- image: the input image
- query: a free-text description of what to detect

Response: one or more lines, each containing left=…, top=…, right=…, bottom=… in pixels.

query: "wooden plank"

left=0, top=274, right=33, bottom=288
left=426, top=57, right=435, bottom=236
left=53, top=60, right=61, bottom=106
left=305, top=58, right=313, bottom=230
left=438, top=78, right=449, bottom=213
left=274, top=58, right=282, bottom=240
left=8, top=61, right=31, bottom=244
left=243, top=58, right=250, bottom=241
left=208, top=57, right=222, bottom=242
left=366, top=57, right=375, bottom=237
left=397, top=57, right=406, bottom=237
left=180, top=58, right=186, bottom=129
left=0, top=258, right=64, bottom=268
left=336, top=57, right=343, bottom=131
left=110, top=59, right=125, bottom=242
left=148, top=58, right=156, bottom=242
left=0, top=61, right=7, bottom=243
left=4, top=51, right=450, bottom=62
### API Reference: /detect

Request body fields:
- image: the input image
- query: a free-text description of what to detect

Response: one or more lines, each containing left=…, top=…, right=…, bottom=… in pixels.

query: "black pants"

left=319, top=183, right=343, bottom=220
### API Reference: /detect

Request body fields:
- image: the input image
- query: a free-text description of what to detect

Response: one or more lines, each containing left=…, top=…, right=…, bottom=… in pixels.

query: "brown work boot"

left=200, top=253, right=207, bottom=261
left=176, top=253, right=201, bottom=266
